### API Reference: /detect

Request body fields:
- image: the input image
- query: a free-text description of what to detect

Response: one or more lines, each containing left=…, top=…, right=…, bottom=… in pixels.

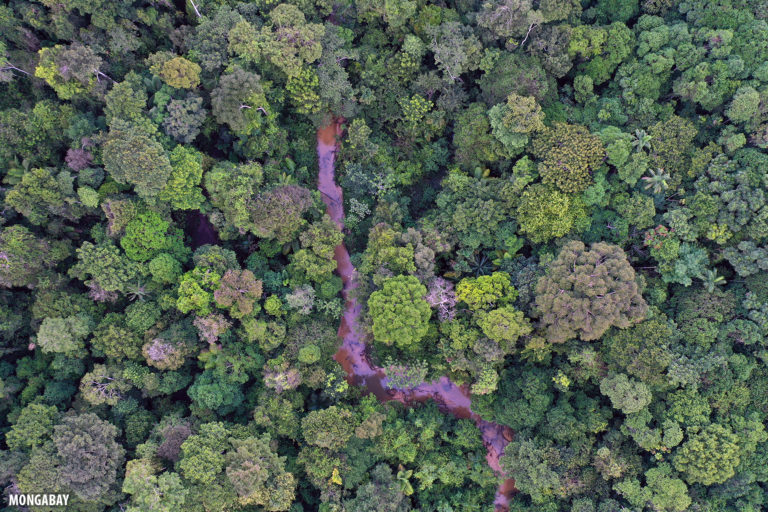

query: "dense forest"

left=2, top=0, right=768, bottom=510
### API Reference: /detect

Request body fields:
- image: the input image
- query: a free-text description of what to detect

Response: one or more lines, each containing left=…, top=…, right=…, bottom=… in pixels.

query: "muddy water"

left=317, top=123, right=516, bottom=510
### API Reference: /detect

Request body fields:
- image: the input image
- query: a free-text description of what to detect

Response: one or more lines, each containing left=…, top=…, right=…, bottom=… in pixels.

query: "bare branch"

left=519, top=23, right=537, bottom=48
left=94, top=69, right=114, bottom=83
left=188, top=0, right=202, bottom=18
left=1, top=64, right=32, bottom=76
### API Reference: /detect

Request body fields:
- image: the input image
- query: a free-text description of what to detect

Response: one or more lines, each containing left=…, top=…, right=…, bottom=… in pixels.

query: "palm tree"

left=700, top=269, right=726, bottom=293
left=126, top=280, right=151, bottom=301
left=396, top=466, right=414, bottom=496
left=473, top=166, right=491, bottom=180
left=642, top=168, right=671, bottom=195
left=632, top=129, right=652, bottom=153
left=469, top=252, right=494, bottom=276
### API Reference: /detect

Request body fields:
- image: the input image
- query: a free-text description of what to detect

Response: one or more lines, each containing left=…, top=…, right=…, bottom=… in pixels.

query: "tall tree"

left=368, top=275, right=432, bottom=351
left=535, top=241, right=648, bottom=343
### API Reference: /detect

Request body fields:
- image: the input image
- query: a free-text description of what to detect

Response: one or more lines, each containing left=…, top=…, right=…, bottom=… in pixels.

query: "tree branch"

left=1, top=64, right=32, bottom=76
left=188, top=0, right=202, bottom=18
left=519, top=23, right=537, bottom=48
left=94, top=69, right=114, bottom=83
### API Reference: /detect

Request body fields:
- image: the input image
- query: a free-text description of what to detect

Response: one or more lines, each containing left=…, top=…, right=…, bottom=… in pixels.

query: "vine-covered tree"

left=532, top=122, right=605, bottom=193
left=535, top=241, right=648, bottom=343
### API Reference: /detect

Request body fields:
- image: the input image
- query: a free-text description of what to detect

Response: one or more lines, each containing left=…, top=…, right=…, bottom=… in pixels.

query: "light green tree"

left=157, top=56, right=201, bottom=89
left=673, top=423, right=741, bottom=485
left=488, top=93, right=545, bottom=157
left=159, top=145, right=205, bottom=210
left=120, top=211, right=184, bottom=263
left=123, top=459, right=188, bottom=512
left=726, top=86, right=760, bottom=125
left=177, top=422, right=229, bottom=485
left=205, top=161, right=263, bottom=232
left=477, top=305, right=532, bottom=346
left=614, top=463, right=691, bottom=512
left=301, top=406, right=355, bottom=451
left=6, top=403, right=58, bottom=451
left=516, top=184, right=588, bottom=243
left=247, top=4, right=325, bottom=78
left=36, top=314, right=92, bottom=356
left=456, top=272, right=517, bottom=311
left=532, top=122, right=605, bottom=193
left=368, top=276, right=431, bottom=350
left=0, top=225, right=67, bottom=289
left=69, top=242, right=146, bottom=294
left=599, top=373, right=652, bottom=414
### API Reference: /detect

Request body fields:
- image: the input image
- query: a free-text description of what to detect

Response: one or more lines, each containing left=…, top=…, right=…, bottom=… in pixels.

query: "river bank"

left=317, top=122, right=516, bottom=510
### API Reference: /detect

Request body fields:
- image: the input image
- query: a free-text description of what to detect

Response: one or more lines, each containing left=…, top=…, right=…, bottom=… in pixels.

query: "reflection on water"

left=317, top=122, right=516, bottom=510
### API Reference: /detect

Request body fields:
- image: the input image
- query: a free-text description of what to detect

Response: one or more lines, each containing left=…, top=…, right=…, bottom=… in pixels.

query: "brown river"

left=317, top=123, right=516, bottom=510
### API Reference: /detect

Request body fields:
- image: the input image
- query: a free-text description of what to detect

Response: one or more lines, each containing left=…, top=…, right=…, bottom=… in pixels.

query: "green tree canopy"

left=532, top=122, right=605, bottom=193
left=673, top=423, right=741, bottom=485
left=535, top=241, right=648, bottom=343
left=225, top=435, right=296, bottom=510
left=516, top=184, right=588, bottom=244
left=103, top=128, right=172, bottom=199
left=368, top=275, right=431, bottom=350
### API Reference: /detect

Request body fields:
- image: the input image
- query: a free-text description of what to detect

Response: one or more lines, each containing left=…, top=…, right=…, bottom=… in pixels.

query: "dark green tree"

left=210, top=68, right=263, bottom=133
left=249, top=185, right=313, bottom=243
left=103, top=128, right=172, bottom=199
left=0, top=225, right=67, bottom=289
left=52, top=413, right=125, bottom=502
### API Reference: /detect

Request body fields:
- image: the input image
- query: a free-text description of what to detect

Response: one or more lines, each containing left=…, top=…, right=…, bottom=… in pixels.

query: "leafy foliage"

left=535, top=241, right=648, bottom=342
left=368, top=275, right=431, bottom=350
left=532, top=122, right=605, bottom=193
left=3, top=2, right=768, bottom=511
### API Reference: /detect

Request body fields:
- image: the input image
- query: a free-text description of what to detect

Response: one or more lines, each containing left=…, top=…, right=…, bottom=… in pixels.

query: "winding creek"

left=317, top=123, right=516, bottom=510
